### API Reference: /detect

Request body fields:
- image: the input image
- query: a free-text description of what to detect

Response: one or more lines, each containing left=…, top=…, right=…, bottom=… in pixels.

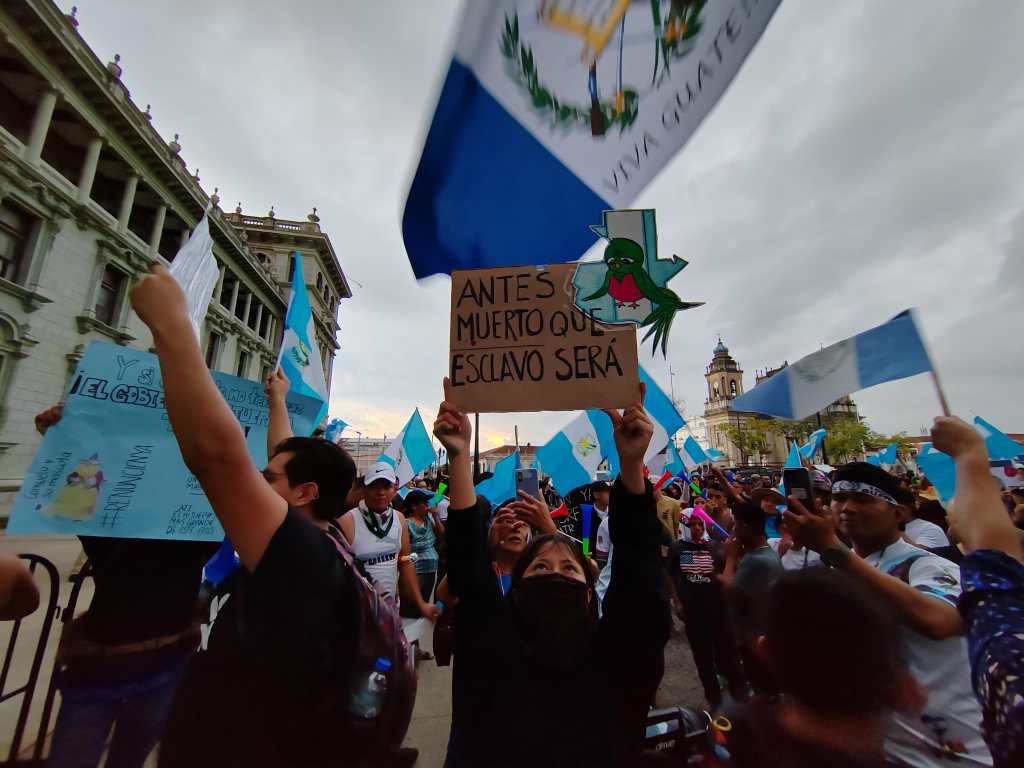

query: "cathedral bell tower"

left=705, top=337, right=744, bottom=410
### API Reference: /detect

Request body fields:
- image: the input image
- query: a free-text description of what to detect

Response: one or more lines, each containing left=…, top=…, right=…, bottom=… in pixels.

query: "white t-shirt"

left=595, top=542, right=613, bottom=616
left=904, top=518, right=950, bottom=549
left=595, top=517, right=610, bottom=559
left=767, top=538, right=822, bottom=571
left=866, top=539, right=991, bottom=767
left=434, top=497, right=450, bottom=523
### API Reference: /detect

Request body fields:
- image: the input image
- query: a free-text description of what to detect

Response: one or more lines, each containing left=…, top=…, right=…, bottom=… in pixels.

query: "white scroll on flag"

left=168, top=211, right=219, bottom=340
left=403, top=0, right=783, bottom=277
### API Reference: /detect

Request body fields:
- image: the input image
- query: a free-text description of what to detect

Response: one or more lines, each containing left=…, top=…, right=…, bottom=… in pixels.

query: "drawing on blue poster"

left=7, top=341, right=322, bottom=541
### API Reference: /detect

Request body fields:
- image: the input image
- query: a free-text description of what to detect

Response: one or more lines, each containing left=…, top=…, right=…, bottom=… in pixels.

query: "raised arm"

left=600, top=384, right=668, bottom=613
left=130, top=265, right=287, bottom=572
left=433, top=378, right=493, bottom=603
left=932, top=416, right=1023, bottom=560
left=785, top=496, right=963, bottom=639
left=265, top=368, right=293, bottom=459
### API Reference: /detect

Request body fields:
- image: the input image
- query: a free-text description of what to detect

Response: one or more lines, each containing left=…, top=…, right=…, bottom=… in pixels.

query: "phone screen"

left=515, top=468, right=540, bottom=500
left=783, top=468, right=813, bottom=509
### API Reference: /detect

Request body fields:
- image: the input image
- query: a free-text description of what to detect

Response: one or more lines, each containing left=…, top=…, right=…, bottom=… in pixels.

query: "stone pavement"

left=0, top=534, right=705, bottom=767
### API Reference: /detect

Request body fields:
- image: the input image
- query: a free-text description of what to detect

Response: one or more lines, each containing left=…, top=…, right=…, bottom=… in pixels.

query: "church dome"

left=713, top=337, right=728, bottom=355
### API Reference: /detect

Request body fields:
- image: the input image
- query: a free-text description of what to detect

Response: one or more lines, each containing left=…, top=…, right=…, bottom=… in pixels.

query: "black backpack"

left=326, top=524, right=417, bottom=760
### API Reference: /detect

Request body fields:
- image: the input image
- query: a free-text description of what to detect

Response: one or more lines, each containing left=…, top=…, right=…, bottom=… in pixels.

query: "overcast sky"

left=66, top=1, right=1024, bottom=447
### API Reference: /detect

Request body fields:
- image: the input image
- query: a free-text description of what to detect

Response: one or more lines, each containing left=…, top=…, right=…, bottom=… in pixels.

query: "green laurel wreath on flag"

left=651, top=0, right=707, bottom=85
left=500, top=13, right=639, bottom=135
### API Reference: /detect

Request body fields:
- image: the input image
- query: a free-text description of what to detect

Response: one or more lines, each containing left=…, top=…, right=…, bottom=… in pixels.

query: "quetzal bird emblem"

left=576, top=218, right=704, bottom=356
left=584, top=238, right=702, bottom=355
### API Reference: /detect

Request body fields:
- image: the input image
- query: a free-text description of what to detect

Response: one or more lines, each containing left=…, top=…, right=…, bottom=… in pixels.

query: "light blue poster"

left=7, top=341, right=322, bottom=541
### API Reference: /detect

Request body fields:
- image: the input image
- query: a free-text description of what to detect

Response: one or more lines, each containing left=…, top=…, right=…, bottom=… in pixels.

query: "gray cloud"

left=66, top=0, right=1024, bottom=445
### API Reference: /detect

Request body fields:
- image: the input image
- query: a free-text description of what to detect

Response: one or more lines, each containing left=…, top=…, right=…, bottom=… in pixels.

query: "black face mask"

left=512, top=573, right=594, bottom=672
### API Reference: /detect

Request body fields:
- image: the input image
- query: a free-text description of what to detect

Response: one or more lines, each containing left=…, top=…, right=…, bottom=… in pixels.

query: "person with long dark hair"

left=435, top=378, right=670, bottom=767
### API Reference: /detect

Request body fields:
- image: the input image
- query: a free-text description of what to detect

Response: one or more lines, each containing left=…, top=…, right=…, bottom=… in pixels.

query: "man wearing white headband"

left=786, top=461, right=991, bottom=768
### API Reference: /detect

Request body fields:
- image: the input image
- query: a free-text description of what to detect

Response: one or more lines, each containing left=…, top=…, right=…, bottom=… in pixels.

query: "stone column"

left=117, top=174, right=138, bottom=233
left=76, top=136, right=103, bottom=204
left=23, top=89, right=57, bottom=164
left=214, top=263, right=226, bottom=302
left=229, top=277, right=240, bottom=315
left=254, top=303, right=264, bottom=337
left=148, top=204, right=167, bottom=258
left=241, top=291, right=253, bottom=326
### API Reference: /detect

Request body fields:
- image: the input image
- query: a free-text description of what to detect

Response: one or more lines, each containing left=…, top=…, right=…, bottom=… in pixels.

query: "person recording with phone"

left=784, top=461, right=991, bottom=767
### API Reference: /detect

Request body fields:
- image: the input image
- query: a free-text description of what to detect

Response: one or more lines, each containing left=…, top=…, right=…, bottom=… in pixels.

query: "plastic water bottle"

left=350, top=657, right=391, bottom=720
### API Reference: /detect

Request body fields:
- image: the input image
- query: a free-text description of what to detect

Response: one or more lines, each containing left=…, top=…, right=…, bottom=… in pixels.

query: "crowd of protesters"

left=0, top=264, right=1019, bottom=767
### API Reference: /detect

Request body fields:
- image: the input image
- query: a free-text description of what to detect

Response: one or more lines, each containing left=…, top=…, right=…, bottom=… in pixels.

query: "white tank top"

left=345, top=505, right=402, bottom=597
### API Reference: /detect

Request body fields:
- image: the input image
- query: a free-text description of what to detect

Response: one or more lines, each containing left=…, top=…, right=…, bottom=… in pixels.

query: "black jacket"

left=446, top=477, right=671, bottom=767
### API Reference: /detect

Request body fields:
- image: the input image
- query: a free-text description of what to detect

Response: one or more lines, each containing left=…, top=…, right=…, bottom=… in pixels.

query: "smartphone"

left=783, top=468, right=813, bottom=510
left=595, top=470, right=611, bottom=483
left=515, top=467, right=540, bottom=500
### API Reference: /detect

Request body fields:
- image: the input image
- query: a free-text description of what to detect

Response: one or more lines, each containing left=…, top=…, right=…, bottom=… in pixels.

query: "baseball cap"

left=364, top=461, right=398, bottom=487
left=591, top=480, right=611, bottom=493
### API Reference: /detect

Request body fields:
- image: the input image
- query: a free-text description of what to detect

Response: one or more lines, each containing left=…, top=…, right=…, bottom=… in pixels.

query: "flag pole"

left=930, top=370, right=952, bottom=417
left=473, top=413, right=480, bottom=484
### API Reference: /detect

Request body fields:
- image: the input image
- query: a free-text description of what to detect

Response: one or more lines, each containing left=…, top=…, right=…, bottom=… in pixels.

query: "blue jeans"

left=47, top=648, right=193, bottom=768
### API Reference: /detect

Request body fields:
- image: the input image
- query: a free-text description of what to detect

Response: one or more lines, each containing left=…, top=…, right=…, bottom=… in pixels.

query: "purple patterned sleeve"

left=958, top=549, right=1024, bottom=768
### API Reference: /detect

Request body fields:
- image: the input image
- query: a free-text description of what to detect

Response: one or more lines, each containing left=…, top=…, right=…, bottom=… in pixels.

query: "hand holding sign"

left=434, top=378, right=472, bottom=458
left=602, top=382, right=650, bottom=494
left=130, top=265, right=190, bottom=337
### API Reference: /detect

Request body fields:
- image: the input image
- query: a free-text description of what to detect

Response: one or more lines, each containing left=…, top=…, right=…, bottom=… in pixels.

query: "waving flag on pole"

left=731, top=311, right=934, bottom=420
left=476, top=451, right=521, bottom=506
left=915, top=443, right=956, bottom=503
left=879, top=443, right=899, bottom=467
left=402, top=1, right=783, bottom=278
left=324, top=419, right=348, bottom=444
left=973, top=416, right=1024, bottom=461
left=681, top=435, right=712, bottom=472
left=537, top=411, right=615, bottom=495
left=639, top=367, right=685, bottom=465
left=278, top=252, right=329, bottom=428
left=378, top=410, right=436, bottom=487
left=799, top=428, right=826, bottom=461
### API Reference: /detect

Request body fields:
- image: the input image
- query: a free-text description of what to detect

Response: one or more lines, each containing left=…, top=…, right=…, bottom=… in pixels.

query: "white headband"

left=832, top=480, right=896, bottom=505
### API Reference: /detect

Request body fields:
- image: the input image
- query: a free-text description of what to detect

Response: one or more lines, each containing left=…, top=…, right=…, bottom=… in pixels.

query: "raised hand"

left=265, top=367, right=290, bottom=402
left=129, top=264, right=189, bottom=335
left=783, top=495, right=840, bottom=554
left=931, top=416, right=986, bottom=460
left=603, top=382, right=651, bottom=465
left=434, top=377, right=472, bottom=458
left=34, top=403, right=64, bottom=437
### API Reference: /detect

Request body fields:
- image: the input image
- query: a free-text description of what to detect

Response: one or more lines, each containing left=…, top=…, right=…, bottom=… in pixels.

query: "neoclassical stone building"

left=0, top=0, right=350, bottom=514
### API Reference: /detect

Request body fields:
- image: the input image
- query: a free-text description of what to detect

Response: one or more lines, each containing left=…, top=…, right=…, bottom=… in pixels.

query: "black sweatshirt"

left=445, top=477, right=671, bottom=767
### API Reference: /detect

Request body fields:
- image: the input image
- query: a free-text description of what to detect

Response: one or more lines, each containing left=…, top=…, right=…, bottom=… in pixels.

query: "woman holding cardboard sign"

left=434, top=378, right=670, bottom=767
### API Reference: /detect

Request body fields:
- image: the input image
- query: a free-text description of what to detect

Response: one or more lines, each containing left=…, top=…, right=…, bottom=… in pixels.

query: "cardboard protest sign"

left=7, top=341, right=321, bottom=541
left=449, top=264, right=638, bottom=413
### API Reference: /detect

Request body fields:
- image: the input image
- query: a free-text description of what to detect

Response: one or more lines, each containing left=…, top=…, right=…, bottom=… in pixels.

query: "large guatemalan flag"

left=279, top=252, right=330, bottom=429
left=402, top=0, right=782, bottom=278
left=731, top=311, right=935, bottom=421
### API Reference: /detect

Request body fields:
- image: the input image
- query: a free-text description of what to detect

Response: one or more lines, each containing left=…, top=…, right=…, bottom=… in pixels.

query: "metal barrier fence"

left=0, top=555, right=93, bottom=765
